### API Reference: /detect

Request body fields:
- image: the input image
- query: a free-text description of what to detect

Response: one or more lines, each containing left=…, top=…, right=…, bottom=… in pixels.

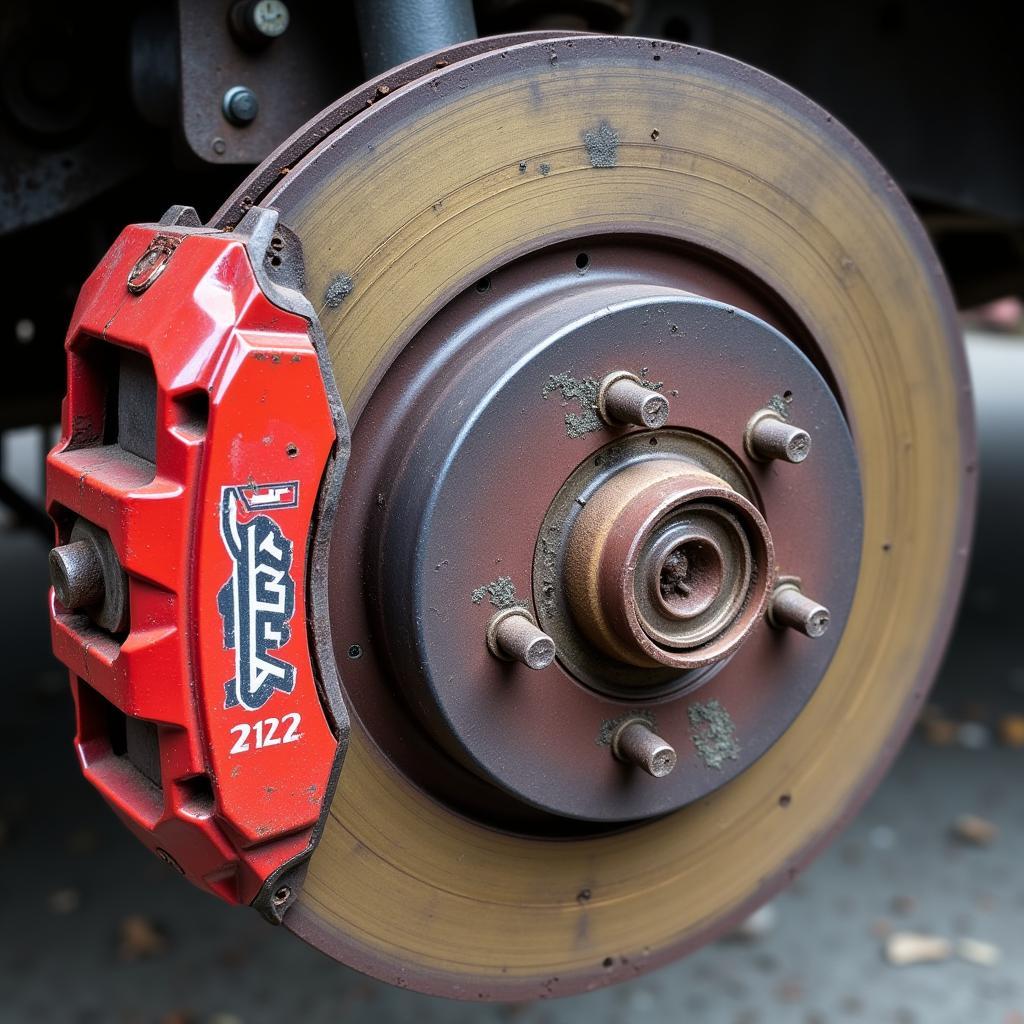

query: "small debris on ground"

left=868, top=825, right=897, bottom=851
left=956, top=937, right=1002, bottom=967
left=117, top=914, right=168, bottom=961
left=884, top=932, right=953, bottom=966
left=997, top=713, right=1024, bottom=748
left=48, top=887, right=80, bottom=914
left=889, top=895, right=915, bottom=916
left=918, top=704, right=958, bottom=746
left=727, top=902, right=777, bottom=941
left=956, top=721, right=992, bottom=750
left=950, top=814, right=999, bottom=847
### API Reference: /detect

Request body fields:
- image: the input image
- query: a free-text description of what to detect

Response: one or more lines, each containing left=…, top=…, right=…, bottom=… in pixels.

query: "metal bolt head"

left=230, top=0, right=290, bottom=44
left=49, top=539, right=104, bottom=610
left=249, top=0, right=290, bottom=38
left=222, top=85, right=260, bottom=126
left=612, top=719, right=677, bottom=777
left=768, top=581, right=830, bottom=638
left=598, top=372, right=670, bottom=430
left=486, top=608, right=557, bottom=670
left=745, top=409, right=811, bottom=463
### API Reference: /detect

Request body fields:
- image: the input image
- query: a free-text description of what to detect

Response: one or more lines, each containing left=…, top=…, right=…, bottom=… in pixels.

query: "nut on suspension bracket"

left=768, top=576, right=830, bottom=638
left=745, top=408, right=812, bottom=463
left=612, top=718, right=677, bottom=778
left=487, top=608, right=557, bottom=670
left=597, top=371, right=670, bottom=429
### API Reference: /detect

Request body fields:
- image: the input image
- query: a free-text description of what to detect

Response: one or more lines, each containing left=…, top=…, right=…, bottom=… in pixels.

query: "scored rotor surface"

left=212, top=33, right=975, bottom=998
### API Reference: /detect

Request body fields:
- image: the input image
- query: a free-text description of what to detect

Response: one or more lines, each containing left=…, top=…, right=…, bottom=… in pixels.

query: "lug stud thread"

left=768, top=583, right=830, bottom=638
left=487, top=609, right=557, bottom=670
left=612, top=720, right=677, bottom=777
left=746, top=410, right=811, bottom=463
left=598, top=372, right=670, bottom=430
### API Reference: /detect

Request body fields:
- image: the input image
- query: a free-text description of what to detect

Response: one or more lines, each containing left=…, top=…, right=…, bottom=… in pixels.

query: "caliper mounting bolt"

left=612, top=719, right=677, bottom=778
left=49, top=540, right=104, bottom=611
left=768, top=577, right=830, bottom=638
left=597, top=371, right=670, bottom=430
left=486, top=608, right=557, bottom=670
left=745, top=408, right=812, bottom=463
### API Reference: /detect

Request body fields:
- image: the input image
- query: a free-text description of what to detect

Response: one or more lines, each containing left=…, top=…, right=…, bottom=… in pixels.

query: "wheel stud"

left=598, top=372, right=670, bottom=429
left=745, top=409, right=811, bottom=463
left=612, top=719, right=677, bottom=777
left=486, top=608, right=557, bottom=669
left=768, top=579, right=830, bottom=637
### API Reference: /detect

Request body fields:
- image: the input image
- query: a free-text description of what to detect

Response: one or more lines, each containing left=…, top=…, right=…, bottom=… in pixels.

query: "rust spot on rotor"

left=543, top=372, right=602, bottom=438
left=324, top=273, right=354, bottom=309
left=689, top=700, right=741, bottom=768
left=583, top=120, right=619, bottom=168
left=471, top=576, right=524, bottom=610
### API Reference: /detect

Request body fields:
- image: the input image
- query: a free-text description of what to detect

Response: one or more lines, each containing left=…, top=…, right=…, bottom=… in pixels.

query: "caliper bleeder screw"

left=612, top=719, right=677, bottom=778
left=745, top=408, right=812, bottom=463
left=597, top=371, right=670, bottom=430
left=486, top=608, right=557, bottom=670
left=768, top=578, right=830, bottom=638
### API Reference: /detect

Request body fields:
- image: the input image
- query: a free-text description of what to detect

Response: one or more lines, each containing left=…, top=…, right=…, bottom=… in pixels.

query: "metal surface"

left=769, top=579, right=831, bottom=638
left=354, top=0, right=478, bottom=77
left=612, top=719, right=677, bottom=778
left=48, top=520, right=127, bottom=634
left=327, top=270, right=860, bottom=825
left=45, top=210, right=346, bottom=918
left=598, top=371, right=671, bottom=429
left=223, top=33, right=973, bottom=997
left=563, top=457, right=774, bottom=671
left=746, top=408, right=813, bottom=463
left=177, top=0, right=351, bottom=164
left=486, top=609, right=557, bottom=670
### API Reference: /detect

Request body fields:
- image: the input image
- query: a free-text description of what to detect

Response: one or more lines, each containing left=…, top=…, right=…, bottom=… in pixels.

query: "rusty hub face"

left=329, top=238, right=861, bottom=824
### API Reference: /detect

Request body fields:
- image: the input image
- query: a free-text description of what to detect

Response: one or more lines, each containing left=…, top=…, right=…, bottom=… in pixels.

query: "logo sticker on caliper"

left=218, top=482, right=300, bottom=711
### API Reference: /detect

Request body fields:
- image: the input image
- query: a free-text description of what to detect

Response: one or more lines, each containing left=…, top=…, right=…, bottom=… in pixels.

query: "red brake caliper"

left=46, top=206, right=348, bottom=922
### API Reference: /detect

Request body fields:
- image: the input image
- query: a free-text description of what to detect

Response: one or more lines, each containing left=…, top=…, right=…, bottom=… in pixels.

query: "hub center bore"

left=563, top=459, right=774, bottom=671
left=657, top=537, right=722, bottom=618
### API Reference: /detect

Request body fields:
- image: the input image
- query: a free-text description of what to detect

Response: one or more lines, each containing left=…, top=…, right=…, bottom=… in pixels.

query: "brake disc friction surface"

left=224, top=36, right=973, bottom=998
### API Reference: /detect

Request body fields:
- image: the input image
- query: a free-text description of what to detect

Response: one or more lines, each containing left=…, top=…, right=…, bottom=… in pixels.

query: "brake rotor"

left=213, top=33, right=971, bottom=997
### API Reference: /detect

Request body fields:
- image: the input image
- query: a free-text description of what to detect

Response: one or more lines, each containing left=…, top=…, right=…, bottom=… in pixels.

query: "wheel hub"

left=330, top=239, right=861, bottom=824
left=562, top=457, right=773, bottom=669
